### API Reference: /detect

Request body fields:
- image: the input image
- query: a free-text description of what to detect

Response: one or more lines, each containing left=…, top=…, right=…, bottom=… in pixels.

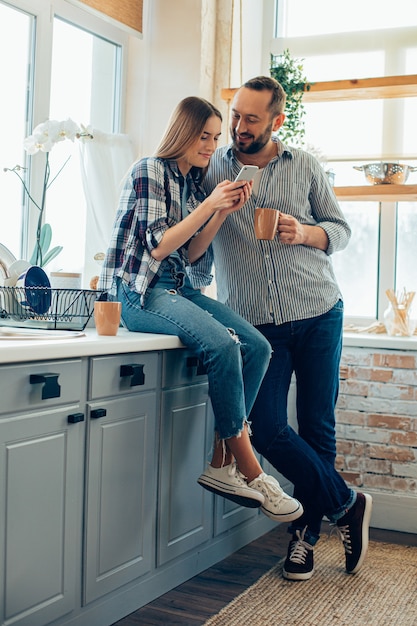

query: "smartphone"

left=234, top=165, right=259, bottom=184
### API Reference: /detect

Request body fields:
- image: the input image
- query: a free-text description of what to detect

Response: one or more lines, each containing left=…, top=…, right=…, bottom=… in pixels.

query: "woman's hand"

left=187, top=180, right=252, bottom=263
left=209, top=179, right=252, bottom=215
left=151, top=180, right=252, bottom=263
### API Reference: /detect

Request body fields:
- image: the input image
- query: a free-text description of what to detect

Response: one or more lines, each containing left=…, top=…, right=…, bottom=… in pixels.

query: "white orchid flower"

left=77, top=123, right=94, bottom=141
left=23, top=127, right=54, bottom=154
left=57, top=118, right=82, bottom=142
left=23, top=118, right=83, bottom=154
left=6, top=117, right=93, bottom=267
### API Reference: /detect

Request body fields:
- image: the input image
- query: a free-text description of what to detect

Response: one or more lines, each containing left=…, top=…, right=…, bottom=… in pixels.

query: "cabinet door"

left=213, top=471, right=261, bottom=536
left=0, top=405, right=85, bottom=626
left=158, top=383, right=214, bottom=566
left=84, top=392, right=157, bottom=604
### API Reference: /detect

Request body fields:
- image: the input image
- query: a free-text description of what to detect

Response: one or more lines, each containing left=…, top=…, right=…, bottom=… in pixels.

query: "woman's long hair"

left=155, top=96, right=222, bottom=181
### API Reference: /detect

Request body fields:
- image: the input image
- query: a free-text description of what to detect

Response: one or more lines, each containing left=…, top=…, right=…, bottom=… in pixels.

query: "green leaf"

left=42, top=246, right=64, bottom=267
left=270, top=49, right=309, bottom=147
left=39, top=223, right=52, bottom=253
left=29, top=246, right=38, bottom=266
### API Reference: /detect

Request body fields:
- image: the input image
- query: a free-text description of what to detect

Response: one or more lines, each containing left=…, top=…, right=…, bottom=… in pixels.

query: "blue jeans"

left=249, top=301, right=355, bottom=544
left=116, top=274, right=272, bottom=440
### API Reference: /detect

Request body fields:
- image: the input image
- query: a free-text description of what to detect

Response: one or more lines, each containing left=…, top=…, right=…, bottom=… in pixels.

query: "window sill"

left=343, top=331, right=417, bottom=351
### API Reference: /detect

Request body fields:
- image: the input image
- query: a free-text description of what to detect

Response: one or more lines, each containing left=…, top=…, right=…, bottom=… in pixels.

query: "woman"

left=98, top=97, right=302, bottom=523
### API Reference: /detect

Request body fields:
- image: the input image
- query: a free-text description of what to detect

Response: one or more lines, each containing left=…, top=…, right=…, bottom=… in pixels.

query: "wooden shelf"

left=304, top=75, right=417, bottom=102
left=221, top=75, right=417, bottom=204
left=221, top=74, right=417, bottom=104
left=334, top=185, right=417, bottom=202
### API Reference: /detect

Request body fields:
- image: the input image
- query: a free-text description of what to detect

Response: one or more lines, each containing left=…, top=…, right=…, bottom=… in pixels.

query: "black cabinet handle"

left=68, top=412, right=84, bottom=424
left=120, top=364, right=145, bottom=387
left=91, top=408, right=107, bottom=419
left=186, top=356, right=206, bottom=376
left=29, top=373, right=61, bottom=399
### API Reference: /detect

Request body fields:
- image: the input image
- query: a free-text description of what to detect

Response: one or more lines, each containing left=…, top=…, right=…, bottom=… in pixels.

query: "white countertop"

left=1, top=327, right=416, bottom=366
left=0, top=327, right=183, bottom=364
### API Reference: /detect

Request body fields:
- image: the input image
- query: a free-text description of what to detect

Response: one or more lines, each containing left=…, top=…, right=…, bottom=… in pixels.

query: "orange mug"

left=94, top=301, right=122, bottom=336
left=254, top=208, right=279, bottom=240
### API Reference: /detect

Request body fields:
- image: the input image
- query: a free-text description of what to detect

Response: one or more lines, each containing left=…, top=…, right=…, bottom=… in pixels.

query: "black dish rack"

left=0, top=287, right=103, bottom=331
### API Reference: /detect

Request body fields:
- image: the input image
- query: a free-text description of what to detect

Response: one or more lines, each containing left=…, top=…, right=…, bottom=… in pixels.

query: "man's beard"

left=231, top=122, right=273, bottom=154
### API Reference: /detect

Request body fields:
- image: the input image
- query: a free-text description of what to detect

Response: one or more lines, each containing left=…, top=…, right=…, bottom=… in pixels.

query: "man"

left=190, top=76, right=372, bottom=580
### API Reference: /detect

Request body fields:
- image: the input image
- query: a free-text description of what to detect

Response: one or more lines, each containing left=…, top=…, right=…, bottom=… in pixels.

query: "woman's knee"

left=245, top=331, right=272, bottom=369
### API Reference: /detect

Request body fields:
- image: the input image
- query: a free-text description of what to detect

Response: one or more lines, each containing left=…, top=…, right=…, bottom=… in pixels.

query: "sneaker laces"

left=288, top=528, right=313, bottom=564
left=228, top=462, right=248, bottom=485
left=330, top=522, right=352, bottom=555
left=256, top=473, right=287, bottom=503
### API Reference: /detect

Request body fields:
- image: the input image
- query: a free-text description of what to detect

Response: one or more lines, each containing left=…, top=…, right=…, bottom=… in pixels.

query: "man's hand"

left=277, top=213, right=306, bottom=245
left=278, top=212, right=329, bottom=251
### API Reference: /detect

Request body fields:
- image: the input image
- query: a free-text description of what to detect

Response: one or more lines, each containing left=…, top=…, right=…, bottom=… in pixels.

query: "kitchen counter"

left=0, top=325, right=275, bottom=626
left=1, top=325, right=416, bottom=366
left=0, top=327, right=183, bottom=364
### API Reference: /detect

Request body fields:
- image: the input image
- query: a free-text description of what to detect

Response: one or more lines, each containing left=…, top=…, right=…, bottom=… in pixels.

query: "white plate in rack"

left=0, top=243, right=17, bottom=269
left=0, top=243, right=17, bottom=285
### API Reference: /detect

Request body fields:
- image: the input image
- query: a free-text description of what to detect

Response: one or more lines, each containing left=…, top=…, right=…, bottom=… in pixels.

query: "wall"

left=124, top=0, right=266, bottom=157
left=336, top=346, right=417, bottom=533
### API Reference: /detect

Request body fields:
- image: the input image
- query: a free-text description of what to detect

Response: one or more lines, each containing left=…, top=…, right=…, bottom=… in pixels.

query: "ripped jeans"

left=116, top=273, right=272, bottom=440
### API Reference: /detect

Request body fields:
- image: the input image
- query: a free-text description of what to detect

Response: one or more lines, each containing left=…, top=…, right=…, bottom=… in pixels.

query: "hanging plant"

left=270, top=49, right=310, bottom=148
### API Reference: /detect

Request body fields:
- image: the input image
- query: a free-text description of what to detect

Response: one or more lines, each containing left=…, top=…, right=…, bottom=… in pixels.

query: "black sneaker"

left=336, top=492, right=373, bottom=574
left=282, top=527, right=314, bottom=580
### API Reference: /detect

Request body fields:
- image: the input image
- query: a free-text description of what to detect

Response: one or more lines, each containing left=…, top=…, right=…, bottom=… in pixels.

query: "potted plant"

left=270, top=49, right=310, bottom=148
left=270, top=50, right=335, bottom=184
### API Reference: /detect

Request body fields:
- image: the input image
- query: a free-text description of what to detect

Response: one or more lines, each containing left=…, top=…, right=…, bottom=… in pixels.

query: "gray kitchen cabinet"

left=0, top=359, right=88, bottom=626
left=158, top=350, right=214, bottom=565
left=213, top=475, right=261, bottom=537
left=83, top=352, right=159, bottom=604
left=0, top=345, right=275, bottom=626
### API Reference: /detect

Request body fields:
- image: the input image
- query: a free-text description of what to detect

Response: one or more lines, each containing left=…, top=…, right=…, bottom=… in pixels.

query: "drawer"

left=162, top=349, right=208, bottom=389
left=0, top=359, right=85, bottom=416
left=89, top=352, right=159, bottom=399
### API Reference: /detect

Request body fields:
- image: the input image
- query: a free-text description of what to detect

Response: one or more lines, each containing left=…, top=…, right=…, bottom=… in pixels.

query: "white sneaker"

left=248, top=473, right=303, bottom=522
left=198, top=463, right=265, bottom=508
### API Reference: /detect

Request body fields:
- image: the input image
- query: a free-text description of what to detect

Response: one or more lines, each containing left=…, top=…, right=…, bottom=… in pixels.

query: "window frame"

left=2, top=0, right=129, bottom=261
left=266, top=1, right=417, bottom=326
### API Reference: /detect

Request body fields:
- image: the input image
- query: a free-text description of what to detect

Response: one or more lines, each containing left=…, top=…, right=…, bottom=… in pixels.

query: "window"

left=47, top=16, right=122, bottom=274
left=0, top=2, right=32, bottom=256
left=271, top=0, right=417, bottom=324
left=0, top=0, right=127, bottom=280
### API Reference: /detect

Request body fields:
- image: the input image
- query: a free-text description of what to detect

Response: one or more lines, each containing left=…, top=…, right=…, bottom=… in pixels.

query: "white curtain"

left=78, top=129, right=135, bottom=286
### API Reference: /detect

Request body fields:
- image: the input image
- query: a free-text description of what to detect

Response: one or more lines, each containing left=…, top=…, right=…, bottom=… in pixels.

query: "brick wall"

left=336, top=347, right=417, bottom=498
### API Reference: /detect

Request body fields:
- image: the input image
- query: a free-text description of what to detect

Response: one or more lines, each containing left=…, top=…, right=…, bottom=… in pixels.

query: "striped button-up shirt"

left=190, top=137, right=351, bottom=326
left=97, top=157, right=205, bottom=302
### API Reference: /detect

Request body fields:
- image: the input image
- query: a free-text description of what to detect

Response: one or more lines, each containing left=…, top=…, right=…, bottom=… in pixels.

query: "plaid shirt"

left=98, top=157, right=205, bottom=303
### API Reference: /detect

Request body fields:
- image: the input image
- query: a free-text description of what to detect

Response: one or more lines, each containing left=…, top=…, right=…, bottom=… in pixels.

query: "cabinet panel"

left=0, top=359, right=83, bottom=415
left=0, top=405, right=85, bottom=626
left=162, top=349, right=207, bottom=388
left=89, top=352, right=159, bottom=399
left=158, top=383, right=214, bottom=566
left=213, top=493, right=260, bottom=536
left=84, top=392, right=157, bottom=604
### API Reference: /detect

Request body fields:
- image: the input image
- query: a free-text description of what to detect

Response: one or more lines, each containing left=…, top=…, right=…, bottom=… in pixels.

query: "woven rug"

left=203, top=536, right=417, bottom=626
